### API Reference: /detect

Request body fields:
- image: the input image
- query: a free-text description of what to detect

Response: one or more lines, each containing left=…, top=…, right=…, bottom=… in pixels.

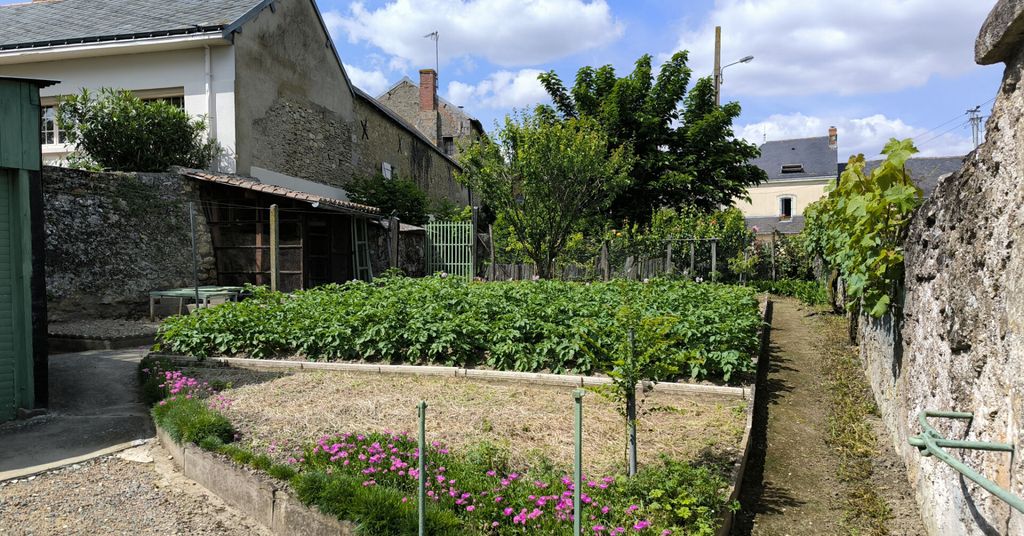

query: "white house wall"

left=0, top=45, right=237, bottom=171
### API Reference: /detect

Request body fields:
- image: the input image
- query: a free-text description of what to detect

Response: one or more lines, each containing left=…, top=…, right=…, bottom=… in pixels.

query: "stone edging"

left=146, top=358, right=750, bottom=400
left=157, top=426, right=354, bottom=536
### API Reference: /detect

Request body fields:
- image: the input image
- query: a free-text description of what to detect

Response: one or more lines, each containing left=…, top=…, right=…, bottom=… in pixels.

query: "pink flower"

left=466, top=505, right=475, bottom=512
left=594, top=526, right=605, bottom=533
left=633, top=520, right=651, bottom=530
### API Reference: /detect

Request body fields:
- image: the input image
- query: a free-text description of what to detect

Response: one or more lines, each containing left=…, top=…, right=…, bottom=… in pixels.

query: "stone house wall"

left=376, top=77, right=484, bottom=160
left=42, top=167, right=217, bottom=320
left=856, top=3, right=1024, bottom=534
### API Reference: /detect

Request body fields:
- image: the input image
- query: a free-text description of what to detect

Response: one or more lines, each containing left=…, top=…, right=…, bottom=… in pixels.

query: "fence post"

left=389, top=216, right=400, bottom=269
left=188, top=201, right=200, bottom=306
left=771, top=234, right=777, bottom=281
left=488, top=224, right=495, bottom=281
left=665, top=242, right=673, bottom=275
left=471, top=207, right=480, bottom=279
left=418, top=401, right=427, bottom=536
left=711, top=239, right=718, bottom=281
left=600, top=241, right=610, bottom=281
left=269, top=204, right=279, bottom=292
left=624, top=255, right=635, bottom=280
left=573, top=389, right=584, bottom=536
left=689, top=241, right=695, bottom=274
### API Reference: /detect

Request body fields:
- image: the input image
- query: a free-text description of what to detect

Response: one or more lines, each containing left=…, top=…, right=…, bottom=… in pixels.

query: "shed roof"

left=750, top=136, right=838, bottom=181
left=0, top=0, right=265, bottom=50
left=176, top=167, right=381, bottom=217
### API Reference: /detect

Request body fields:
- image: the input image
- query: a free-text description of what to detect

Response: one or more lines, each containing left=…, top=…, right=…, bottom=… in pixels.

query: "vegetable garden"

left=157, top=276, right=763, bottom=382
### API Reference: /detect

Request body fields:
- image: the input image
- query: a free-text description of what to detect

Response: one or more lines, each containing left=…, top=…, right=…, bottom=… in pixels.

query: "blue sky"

left=323, top=0, right=1003, bottom=158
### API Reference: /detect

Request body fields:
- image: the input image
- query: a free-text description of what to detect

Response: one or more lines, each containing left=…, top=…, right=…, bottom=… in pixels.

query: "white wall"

left=0, top=45, right=237, bottom=171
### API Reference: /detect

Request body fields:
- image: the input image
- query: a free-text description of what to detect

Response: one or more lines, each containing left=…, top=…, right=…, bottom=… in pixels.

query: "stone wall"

left=857, top=3, right=1024, bottom=534
left=352, top=93, right=471, bottom=206
left=377, top=78, right=484, bottom=160
left=42, top=167, right=216, bottom=320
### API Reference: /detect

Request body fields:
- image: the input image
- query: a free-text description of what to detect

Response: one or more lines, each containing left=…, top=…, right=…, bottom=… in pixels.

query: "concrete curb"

left=0, top=437, right=151, bottom=483
left=716, top=296, right=773, bottom=536
left=156, top=426, right=355, bottom=535
left=148, top=356, right=750, bottom=400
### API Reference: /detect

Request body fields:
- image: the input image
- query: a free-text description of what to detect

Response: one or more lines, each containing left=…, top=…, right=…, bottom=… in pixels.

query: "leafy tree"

left=57, top=88, right=218, bottom=172
left=458, top=112, right=631, bottom=278
left=802, top=138, right=922, bottom=317
left=346, top=173, right=430, bottom=225
left=538, top=52, right=766, bottom=224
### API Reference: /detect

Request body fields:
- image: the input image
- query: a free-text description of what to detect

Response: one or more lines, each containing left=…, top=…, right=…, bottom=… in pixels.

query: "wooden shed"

left=177, top=168, right=381, bottom=291
left=0, top=77, right=54, bottom=421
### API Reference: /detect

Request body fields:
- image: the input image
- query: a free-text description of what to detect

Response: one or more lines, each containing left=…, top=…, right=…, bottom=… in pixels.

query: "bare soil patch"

left=187, top=368, right=748, bottom=475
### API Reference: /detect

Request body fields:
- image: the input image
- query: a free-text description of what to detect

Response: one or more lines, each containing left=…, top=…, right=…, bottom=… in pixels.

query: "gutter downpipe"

left=204, top=45, right=218, bottom=171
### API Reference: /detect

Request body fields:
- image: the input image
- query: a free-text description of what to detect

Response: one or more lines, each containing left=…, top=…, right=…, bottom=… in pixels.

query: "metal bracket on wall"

left=908, top=410, right=1023, bottom=513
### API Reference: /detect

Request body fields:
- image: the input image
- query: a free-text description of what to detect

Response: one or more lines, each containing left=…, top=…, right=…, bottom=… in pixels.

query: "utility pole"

left=967, top=106, right=983, bottom=149
left=713, top=26, right=722, bottom=106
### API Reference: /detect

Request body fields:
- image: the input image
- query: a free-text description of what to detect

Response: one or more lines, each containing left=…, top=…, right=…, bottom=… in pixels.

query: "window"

left=779, top=196, right=794, bottom=220
left=442, top=136, right=455, bottom=156
left=780, top=164, right=804, bottom=174
left=142, top=95, right=185, bottom=110
left=381, top=162, right=396, bottom=179
left=40, top=106, right=67, bottom=145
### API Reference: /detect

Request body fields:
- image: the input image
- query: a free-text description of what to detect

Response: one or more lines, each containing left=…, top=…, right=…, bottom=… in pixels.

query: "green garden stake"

left=418, top=400, right=427, bottom=536
left=573, top=389, right=584, bottom=535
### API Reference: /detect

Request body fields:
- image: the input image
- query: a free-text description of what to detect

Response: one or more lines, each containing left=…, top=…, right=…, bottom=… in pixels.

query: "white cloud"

left=344, top=63, right=391, bottom=95
left=668, top=0, right=993, bottom=97
left=327, top=0, right=623, bottom=69
left=446, top=69, right=550, bottom=111
left=736, top=113, right=974, bottom=158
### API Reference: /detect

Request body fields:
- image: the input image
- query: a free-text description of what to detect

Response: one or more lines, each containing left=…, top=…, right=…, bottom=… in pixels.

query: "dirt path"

left=733, top=298, right=925, bottom=535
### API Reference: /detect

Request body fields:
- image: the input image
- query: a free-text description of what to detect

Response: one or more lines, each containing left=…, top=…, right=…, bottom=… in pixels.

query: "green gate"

left=425, top=221, right=475, bottom=279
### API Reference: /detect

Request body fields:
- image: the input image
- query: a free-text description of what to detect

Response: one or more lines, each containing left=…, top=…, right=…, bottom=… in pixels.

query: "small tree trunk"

left=626, top=387, right=637, bottom=477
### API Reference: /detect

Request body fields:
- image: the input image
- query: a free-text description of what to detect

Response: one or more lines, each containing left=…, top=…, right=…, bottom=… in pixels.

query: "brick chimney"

left=419, top=69, right=437, bottom=111
left=828, top=126, right=838, bottom=149
left=417, top=69, right=442, bottom=146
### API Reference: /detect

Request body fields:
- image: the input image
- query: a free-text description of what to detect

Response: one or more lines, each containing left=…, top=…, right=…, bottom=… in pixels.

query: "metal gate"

left=425, top=221, right=475, bottom=279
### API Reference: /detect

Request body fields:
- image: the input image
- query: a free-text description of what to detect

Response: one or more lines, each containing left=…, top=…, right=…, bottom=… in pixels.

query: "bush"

left=749, top=279, right=828, bottom=306
left=151, top=396, right=234, bottom=445
left=57, top=88, right=218, bottom=171
left=158, top=277, right=762, bottom=382
left=345, top=174, right=430, bottom=225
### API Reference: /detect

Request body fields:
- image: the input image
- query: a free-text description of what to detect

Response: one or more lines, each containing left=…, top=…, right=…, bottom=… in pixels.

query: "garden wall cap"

left=976, top=0, right=1024, bottom=65
left=176, top=167, right=381, bottom=216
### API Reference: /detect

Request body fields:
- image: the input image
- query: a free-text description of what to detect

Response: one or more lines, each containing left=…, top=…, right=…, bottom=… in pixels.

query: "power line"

left=916, top=119, right=971, bottom=148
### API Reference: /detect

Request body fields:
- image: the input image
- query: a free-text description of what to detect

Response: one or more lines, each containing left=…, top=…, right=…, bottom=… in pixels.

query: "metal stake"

left=418, top=401, right=427, bottom=536
left=188, top=201, right=200, bottom=307
left=573, top=389, right=584, bottom=535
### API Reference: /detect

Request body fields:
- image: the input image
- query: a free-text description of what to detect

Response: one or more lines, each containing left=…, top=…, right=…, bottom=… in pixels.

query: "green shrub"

left=151, top=397, right=234, bottom=445
left=57, top=88, right=218, bottom=171
left=267, top=464, right=297, bottom=481
left=158, top=277, right=762, bottom=382
left=251, top=454, right=273, bottom=471
left=345, top=173, right=430, bottom=225
left=750, top=279, right=828, bottom=306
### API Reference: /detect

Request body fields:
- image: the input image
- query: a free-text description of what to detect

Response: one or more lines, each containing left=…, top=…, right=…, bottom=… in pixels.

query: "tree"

left=458, top=112, right=631, bottom=278
left=345, top=173, right=430, bottom=226
left=58, top=88, right=218, bottom=172
left=538, top=52, right=766, bottom=224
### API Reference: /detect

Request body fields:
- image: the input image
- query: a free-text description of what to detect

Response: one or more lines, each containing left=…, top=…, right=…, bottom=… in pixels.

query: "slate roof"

left=750, top=136, right=838, bottom=181
left=746, top=216, right=805, bottom=235
left=862, top=156, right=964, bottom=198
left=176, top=167, right=381, bottom=217
left=0, top=0, right=264, bottom=50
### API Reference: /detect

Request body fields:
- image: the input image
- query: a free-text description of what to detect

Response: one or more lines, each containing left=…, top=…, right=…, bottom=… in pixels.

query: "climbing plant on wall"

left=803, top=138, right=923, bottom=317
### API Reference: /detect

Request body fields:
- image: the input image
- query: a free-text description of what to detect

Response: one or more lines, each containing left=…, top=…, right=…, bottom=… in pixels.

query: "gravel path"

left=0, top=442, right=268, bottom=536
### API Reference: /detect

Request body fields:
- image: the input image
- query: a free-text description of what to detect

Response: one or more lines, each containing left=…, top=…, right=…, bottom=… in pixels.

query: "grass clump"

left=152, top=396, right=234, bottom=445
left=749, top=278, right=828, bottom=306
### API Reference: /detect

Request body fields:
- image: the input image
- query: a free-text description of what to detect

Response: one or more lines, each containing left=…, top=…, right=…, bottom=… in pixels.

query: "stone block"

left=272, top=490, right=355, bottom=536
left=976, top=0, right=1024, bottom=64
left=183, top=445, right=277, bottom=528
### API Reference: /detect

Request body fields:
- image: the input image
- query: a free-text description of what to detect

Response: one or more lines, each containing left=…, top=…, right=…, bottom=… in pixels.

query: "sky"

left=323, top=0, right=1003, bottom=159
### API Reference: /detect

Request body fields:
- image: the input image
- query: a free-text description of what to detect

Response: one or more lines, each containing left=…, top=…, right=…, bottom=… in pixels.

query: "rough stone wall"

left=857, top=4, right=1024, bottom=534
left=377, top=79, right=483, bottom=160
left=232, top=0, right=356, bottom=186
left=42, top=167, right=216, bottom=320
left=352, top=94, right=470, bottom=206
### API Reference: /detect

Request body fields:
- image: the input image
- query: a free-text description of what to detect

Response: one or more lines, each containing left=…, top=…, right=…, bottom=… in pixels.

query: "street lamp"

left=714, top=55, right=753, bottom=106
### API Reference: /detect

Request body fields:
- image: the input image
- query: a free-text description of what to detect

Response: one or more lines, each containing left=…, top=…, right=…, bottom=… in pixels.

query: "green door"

left=0, top=172, right=16, bottom=420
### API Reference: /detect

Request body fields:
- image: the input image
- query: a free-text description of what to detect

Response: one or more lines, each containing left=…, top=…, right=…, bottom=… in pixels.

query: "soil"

left=733, top=298, right=926, bottom=535
left=184, top=367, right=748, bottom=476
left=0, top=442, right=269, bottom=535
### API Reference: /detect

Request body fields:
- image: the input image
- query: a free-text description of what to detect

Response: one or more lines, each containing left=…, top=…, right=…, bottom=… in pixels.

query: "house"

left=0, top=0, right=469, bottom=206
left=0, top=76, right=52, bottom=421
left=377, top=71, right=486, bottom=160
left=738, top=128, right=839, bottom=235
left=858, top=156, right=965, bottom=199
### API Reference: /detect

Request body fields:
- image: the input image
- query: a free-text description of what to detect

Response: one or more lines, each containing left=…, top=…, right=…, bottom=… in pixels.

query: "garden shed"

left=177, top=169, right=382, bottom=291
left=0, top=76, right=53, bottom=421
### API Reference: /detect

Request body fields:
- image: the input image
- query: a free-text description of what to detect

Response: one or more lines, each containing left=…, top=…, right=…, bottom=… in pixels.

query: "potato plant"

left=157, top=276, right=762, bottom=382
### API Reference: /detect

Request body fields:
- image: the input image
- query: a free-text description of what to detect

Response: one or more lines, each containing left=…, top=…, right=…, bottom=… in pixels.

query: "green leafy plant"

left=151, top=397, right=234, bottom=445
left=802, top=139, right=923, bottom=317
left=57, top=88, right=219, bottom=171
left=345, top=173, right=431, bottom=225
left=749, top=279, right=829, bottom=306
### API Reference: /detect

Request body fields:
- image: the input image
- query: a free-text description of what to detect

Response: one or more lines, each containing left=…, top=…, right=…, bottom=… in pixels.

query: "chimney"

left=828, top=126, right=837, bottom=149
left=419, top=69, right=437, bottom=111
